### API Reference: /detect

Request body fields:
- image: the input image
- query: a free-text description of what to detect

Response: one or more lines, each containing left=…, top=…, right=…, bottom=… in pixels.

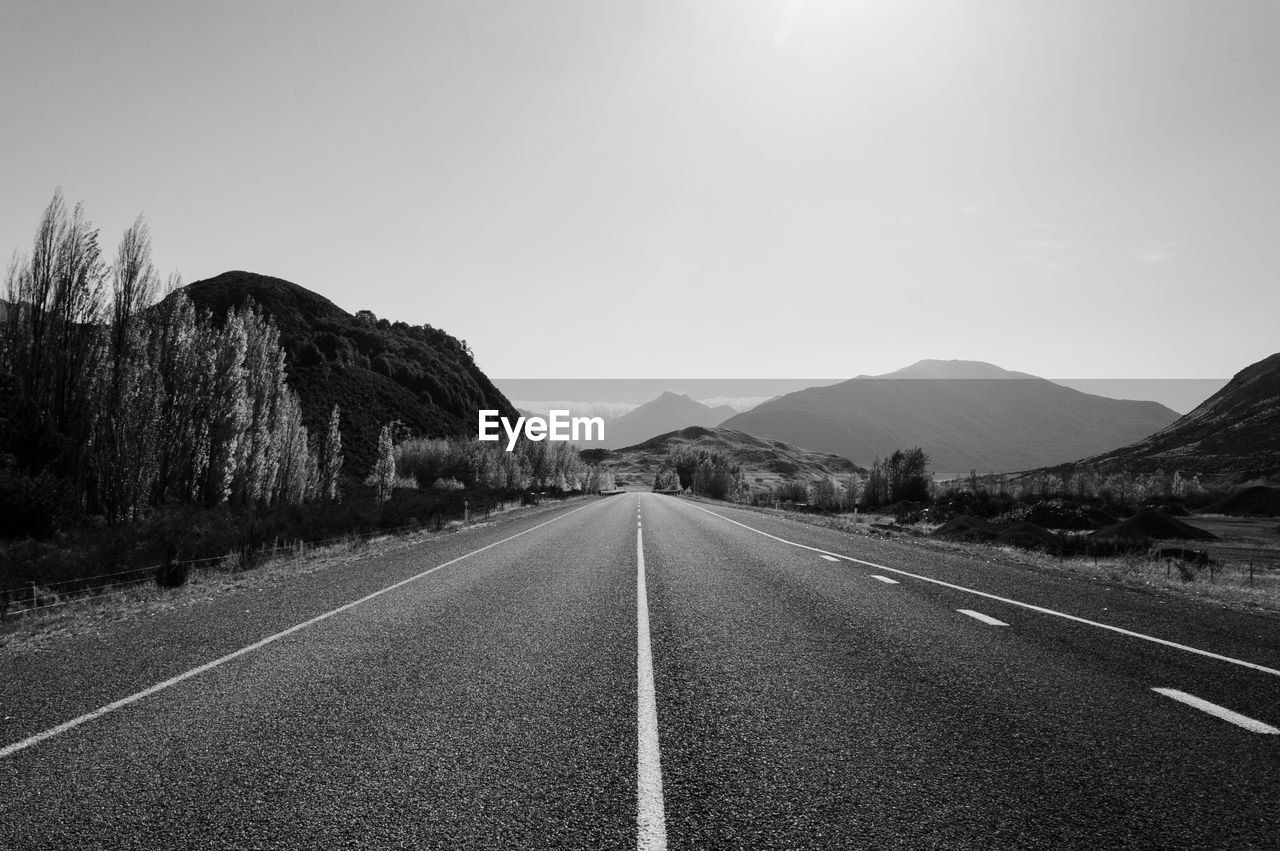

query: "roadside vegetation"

left=0, top=191, right=611, bottom=615
left=656, top=444, right=1280, bottom=610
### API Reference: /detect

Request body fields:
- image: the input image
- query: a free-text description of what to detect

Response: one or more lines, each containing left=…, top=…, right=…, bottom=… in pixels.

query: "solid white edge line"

left=676, top=499, right=1280, bottom=679
left=958, top=609, right=1010, bottom=627
left=635, top=525, right=668, bottom=850
left=0, top=500, right=601, bottom=761
left=1152, top=688, right=1280, bottom=734
left=871, top=575, right=900, bottom=585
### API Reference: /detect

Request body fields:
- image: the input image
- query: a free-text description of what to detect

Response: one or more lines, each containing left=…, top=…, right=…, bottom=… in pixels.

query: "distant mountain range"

left=719, top=359, right=1180, bottom=474
left=584, top=426, right=863, bottom=489
left=592, top=391, right=736, bottom=449
left=179, top=271, right=518, bottom=474
left=1077, top=352, right=1280, bottom=477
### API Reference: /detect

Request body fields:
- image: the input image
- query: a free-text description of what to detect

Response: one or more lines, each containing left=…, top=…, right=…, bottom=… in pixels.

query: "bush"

left=155, top=559, right=190, bottom=588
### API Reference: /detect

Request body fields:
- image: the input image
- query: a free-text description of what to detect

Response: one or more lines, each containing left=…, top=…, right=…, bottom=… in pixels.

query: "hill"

left=719, top=359, right=1178, bottom=474
left=1079, top=353, right=1280, bottom=478
left=178, top=271, right=518, bottom=474
left=584, top=426, right=863, bottom=489
left=593, top=391, right=736, bottom=449
left=1201, top=486, right=1280, bottom=517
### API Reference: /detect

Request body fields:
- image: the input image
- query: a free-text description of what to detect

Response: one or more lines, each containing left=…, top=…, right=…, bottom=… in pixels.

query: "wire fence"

left=0, top=495, right=551, bottom=620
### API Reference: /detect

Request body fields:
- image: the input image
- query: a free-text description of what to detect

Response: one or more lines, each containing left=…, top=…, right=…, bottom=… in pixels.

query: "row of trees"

left=862, top=448, right=932, bottom=506
left=944, top=466, right=1209, bottom=507
left=390, top=434, right=616, bottom=497
left=653, top=445, right=933, bottom=511
left=653, top=447, right=750, bottom=501
left=1, top=191, right=344, bottom=530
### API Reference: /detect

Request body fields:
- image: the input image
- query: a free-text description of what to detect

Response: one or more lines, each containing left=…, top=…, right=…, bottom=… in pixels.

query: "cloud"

left=773, top=0, right=804, bottom=48
left=1016, top=239, right=1073, bottom=250
left=1007, top=236, right=1073, bottom=269
left=1136, top=242, right=1177, bottom=263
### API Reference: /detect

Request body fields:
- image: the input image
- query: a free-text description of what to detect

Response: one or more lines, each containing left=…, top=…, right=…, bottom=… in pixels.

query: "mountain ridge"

left=593, top=390, right=736, bottom=449
left=720, top=359, right=1179, bottom=474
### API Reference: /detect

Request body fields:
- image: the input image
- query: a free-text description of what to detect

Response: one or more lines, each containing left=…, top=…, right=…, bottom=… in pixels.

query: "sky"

left=2, top=0, right=1277, bottom=380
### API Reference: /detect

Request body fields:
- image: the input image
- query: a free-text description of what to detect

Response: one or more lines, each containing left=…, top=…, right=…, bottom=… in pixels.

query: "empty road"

left=2, top=493, right=1278, bottom=849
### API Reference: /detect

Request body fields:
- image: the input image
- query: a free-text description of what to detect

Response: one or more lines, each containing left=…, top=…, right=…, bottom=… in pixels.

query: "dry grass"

left=0, top=496, right=589, bottom=652
left=677, top=496, right=1280, bottom=614
left=982, top=545, right=1280, bottom=612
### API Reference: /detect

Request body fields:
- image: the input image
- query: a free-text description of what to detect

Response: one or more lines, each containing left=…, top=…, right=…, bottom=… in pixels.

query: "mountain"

left=584, top=426, right=863, bottom=489
left=719, top=359, right=1179, bottom=474
left=1079, top=353, right=1280, bottom=477
left=178, top=271, right=518, bottom=474
left=595, top=391, right=736, bottom=449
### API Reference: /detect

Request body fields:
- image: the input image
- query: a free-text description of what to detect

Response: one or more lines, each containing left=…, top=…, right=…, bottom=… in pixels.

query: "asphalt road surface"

left=2, top=493, right=1278, bottom=849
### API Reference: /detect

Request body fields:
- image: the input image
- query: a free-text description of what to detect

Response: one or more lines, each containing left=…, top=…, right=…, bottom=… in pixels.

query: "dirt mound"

left=932, top=514, right=1000, bottom=542
left=996, top=521, right=1061, bottom=551
left=1092, top=509, right=1217, bottom=543
left=999, top=500, right=1100, bottom=531
left=1086, top=504, right=1132, bottom=525
left=1202, top=485, right=1280, bottom=517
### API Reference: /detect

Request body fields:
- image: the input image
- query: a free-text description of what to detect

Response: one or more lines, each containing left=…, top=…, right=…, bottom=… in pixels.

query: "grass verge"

left=674, top=495, right=1280, bottom=615
left=0, top=495, right=591, bottom=652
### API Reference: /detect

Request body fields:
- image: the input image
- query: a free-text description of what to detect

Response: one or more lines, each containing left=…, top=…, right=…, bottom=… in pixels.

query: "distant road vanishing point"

left=2, top=494, right=1278, bottom=848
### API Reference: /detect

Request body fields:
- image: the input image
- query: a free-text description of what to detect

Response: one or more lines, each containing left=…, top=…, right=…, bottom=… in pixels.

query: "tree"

left=653, top=465, right=680, bottom=491
left=370, top=423, right=395, bottom=503
left=811, top=476, right=840, bottom=511
left=108, top=217, right=159, bottom=399
left=200, top=313, right=250, bottom=505
left=320, top=404, right=344, bottom=503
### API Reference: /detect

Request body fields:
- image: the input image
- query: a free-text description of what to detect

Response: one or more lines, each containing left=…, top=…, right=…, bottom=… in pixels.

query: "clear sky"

left=2, top=1, right=1276, bottom=380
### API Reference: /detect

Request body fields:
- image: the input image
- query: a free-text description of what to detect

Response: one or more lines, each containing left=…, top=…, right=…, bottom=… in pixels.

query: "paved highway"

left=2, top=493, right=1278, bottom=849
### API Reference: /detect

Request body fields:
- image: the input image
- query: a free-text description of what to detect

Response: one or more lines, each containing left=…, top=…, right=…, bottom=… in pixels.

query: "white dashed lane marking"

left=870, top=575, right=899, bottom=585
left=819, top=555, right=840, bottom=562
left=1152, top=688, right=1279, bottom=734
left=679, top=501, right=1280, bottom=679
left=957, top=609, right=1010, bottom=627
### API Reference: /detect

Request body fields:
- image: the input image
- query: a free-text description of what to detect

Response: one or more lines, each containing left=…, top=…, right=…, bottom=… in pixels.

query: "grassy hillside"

left=179, top=271, right=518, bottom=474
left=1078, top=352, right=1280, bottom=478
left=584, top=426, right=863, bottom=489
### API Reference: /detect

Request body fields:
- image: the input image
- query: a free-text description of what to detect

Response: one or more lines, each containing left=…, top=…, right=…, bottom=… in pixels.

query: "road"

left=2, top=493, right=1278, bottom=849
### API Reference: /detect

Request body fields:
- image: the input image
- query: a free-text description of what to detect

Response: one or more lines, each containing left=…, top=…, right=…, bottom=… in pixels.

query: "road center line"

left=635, top=523, right=668, bottom=850
left=678, top=500, right=1280, bottom=679
left=1152, top=688, right=1280, bottom=734
left=0, top=500, right=600, bottom=761
left=959, top=609, right=1010, bottom=627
